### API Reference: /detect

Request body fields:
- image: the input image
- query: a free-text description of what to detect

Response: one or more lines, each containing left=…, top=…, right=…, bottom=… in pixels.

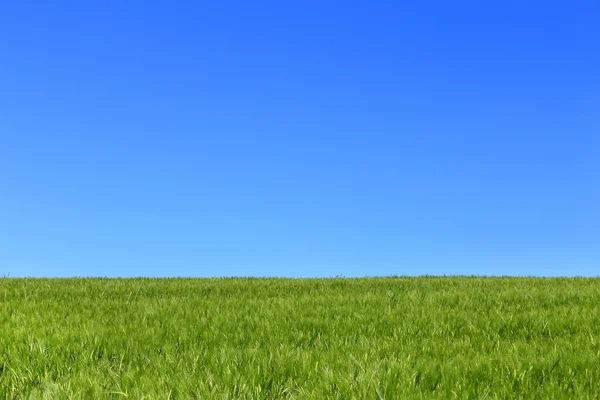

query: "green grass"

left=1, top=277, right=600, bottom=399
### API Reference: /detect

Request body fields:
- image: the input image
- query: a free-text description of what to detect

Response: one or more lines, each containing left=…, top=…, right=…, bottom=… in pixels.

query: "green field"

left=1, top=277, right=599, bottom=399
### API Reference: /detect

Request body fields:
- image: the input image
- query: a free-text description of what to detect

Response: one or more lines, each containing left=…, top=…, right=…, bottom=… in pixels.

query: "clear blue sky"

left=1, top=1, right=598, bottom=277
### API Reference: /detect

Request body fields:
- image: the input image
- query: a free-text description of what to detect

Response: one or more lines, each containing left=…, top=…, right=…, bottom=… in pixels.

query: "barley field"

left=1, top=277, right=599, bottom=399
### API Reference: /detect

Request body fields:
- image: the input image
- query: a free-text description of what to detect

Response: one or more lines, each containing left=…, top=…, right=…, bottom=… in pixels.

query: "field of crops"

left=1, top=277, right=599, bottom=399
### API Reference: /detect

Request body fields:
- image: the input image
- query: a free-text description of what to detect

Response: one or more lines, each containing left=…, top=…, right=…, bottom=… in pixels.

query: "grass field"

left=1, top=277, right=599, bottom=399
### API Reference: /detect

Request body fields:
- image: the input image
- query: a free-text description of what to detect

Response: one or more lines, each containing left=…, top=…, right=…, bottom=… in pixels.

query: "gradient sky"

left=1, top=1, right=598, bottom=277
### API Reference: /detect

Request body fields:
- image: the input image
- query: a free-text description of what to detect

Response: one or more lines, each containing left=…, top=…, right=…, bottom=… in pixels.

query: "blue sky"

left=1, top=1, right=598, bottom=277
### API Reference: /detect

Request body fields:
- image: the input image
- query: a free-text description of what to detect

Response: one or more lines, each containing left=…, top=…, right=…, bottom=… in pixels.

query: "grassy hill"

left=1, top=277, right=599, bottom=398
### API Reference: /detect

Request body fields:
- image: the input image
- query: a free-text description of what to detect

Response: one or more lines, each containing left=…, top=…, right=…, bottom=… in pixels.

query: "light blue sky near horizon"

left=1, top=1, right=598, bottom=278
